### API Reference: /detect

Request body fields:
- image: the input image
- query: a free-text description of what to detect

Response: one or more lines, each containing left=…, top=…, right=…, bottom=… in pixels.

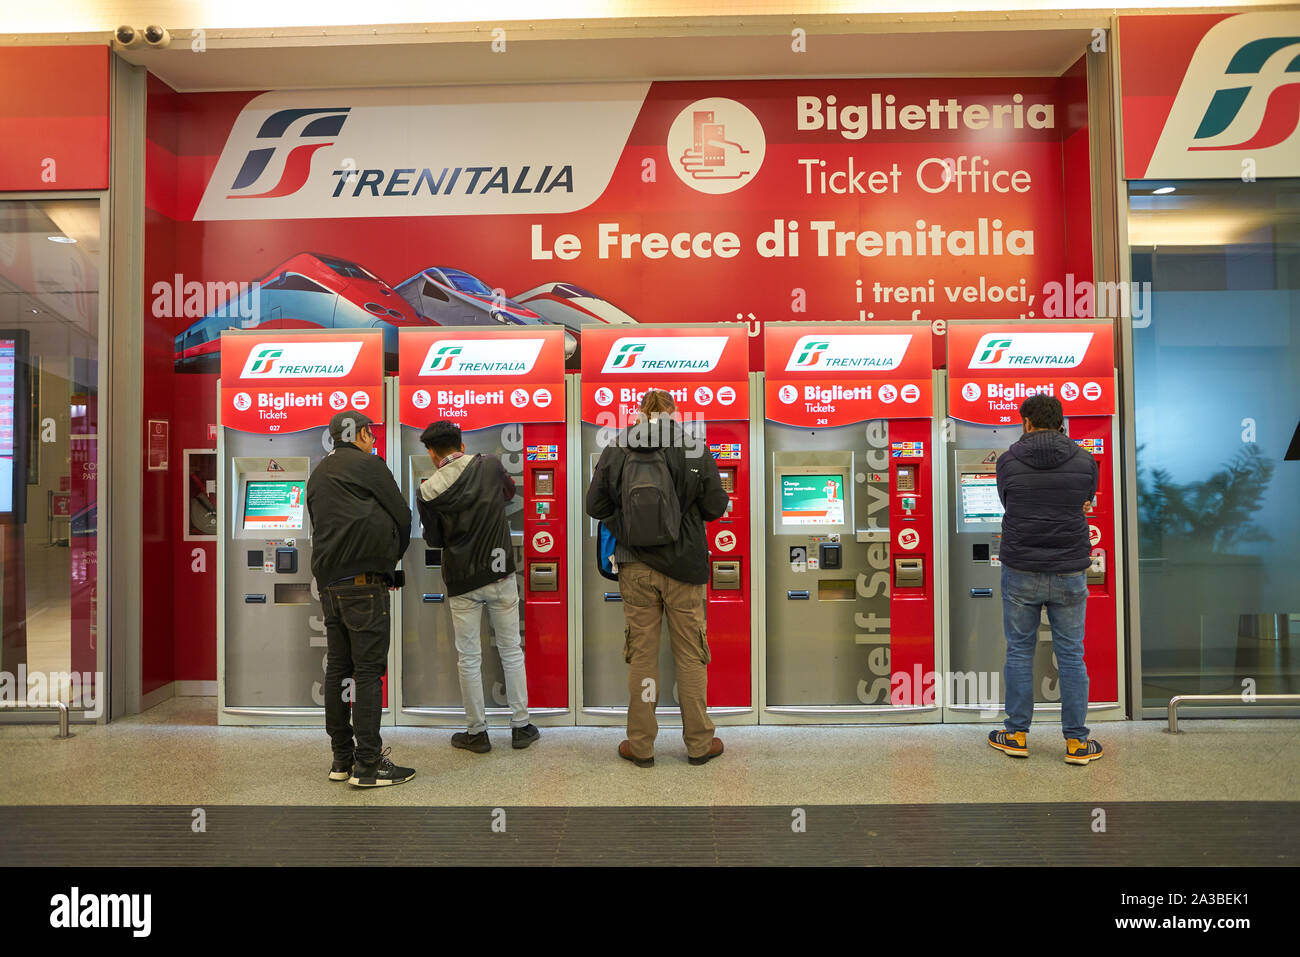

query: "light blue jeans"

left=1001, top=565, right=1091, bottom=740
left=448, top=576, right=529, bottom=734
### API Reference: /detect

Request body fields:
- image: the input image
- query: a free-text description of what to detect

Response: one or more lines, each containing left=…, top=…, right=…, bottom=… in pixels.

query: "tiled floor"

left=2, top=696, right=1296, bottom=807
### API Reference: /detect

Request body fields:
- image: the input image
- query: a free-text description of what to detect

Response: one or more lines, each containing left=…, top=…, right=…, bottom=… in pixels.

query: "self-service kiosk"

left=394, top=327, right=572, bottom=725
left=761, top=323, right=939, bottom=721
left=942, top=320, right=1123, bottom=721
left=578, top=325, right=755, bottom=723
left=217, top=329, right=389, bottom=725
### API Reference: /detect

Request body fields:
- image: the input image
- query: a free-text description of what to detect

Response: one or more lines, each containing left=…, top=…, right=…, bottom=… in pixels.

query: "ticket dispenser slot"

left=529, top=561, right=558, bottom=592
left=894, top=558, right=924, bottom=588
left=1087, top=551, right=1106, bottom=586
left=711, top=560, right=741, bottom=591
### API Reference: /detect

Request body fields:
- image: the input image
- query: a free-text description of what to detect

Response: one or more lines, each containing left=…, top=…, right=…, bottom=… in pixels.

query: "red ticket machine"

left=944, top=320, right=1123, bottom=721
left=578, top=324, right=753, bottom=722
left=762, top=322, right=939, bottom=721
left=395, top=327, right=571, bottom=724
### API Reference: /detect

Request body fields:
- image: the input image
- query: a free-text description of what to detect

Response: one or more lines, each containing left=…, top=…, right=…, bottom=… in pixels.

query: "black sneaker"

left=512, top=724, right=541, bottom=750
left=329, top=756, right=353, bottom=782
left=452, top=730, right=492, bottom=754
left=347, top=748, right=415, bottom=788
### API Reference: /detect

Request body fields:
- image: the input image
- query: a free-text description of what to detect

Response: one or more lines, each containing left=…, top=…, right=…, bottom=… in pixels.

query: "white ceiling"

left=110, top=19, right=1104, bottom=91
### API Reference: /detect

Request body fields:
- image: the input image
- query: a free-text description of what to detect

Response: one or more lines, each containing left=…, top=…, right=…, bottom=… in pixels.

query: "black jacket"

left=585, top=418, right=729, bottom=586
left=996, top=429, right=1098, bottom=573
left=306, top=443, right=410, bottom=587
left=416, top=453, right=516, bottom=598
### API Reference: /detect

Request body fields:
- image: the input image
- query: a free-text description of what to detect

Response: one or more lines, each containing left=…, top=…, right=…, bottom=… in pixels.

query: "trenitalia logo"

left=1146, top=13, right=1300, bottom=178
left=968, top=332, right=1093, bottom=369
left=239, top=341, right=364, bottom=378
left=417, top=338, right=545, bottom=376
left=195, top=86, right=649, bottom=221
left=1190, top=36, right=1300, bottom=151
left=600, top=336, right=729, bottom=374
left=226, top=108, right=350, bottom=199
left=785, top=334, right=912, bottom=372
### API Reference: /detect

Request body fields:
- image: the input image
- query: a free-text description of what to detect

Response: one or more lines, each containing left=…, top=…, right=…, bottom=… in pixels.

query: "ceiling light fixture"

left=47, top=235, right=77, bottom=244
left=1153, top=186, right=1176, bottom=195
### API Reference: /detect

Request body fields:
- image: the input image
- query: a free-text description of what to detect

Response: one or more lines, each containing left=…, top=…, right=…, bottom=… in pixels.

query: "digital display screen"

left=780, top=473, right=845, bottom=527
left=0, top=339, right=14, bottom=516
left=243, top=480, right=306, bottom=532
left=959, top=472, right=1004, bottom=526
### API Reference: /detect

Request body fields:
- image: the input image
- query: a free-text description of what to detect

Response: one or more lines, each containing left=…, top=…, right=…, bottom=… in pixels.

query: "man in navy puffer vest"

left=988, top=394, right=1104, bottom=766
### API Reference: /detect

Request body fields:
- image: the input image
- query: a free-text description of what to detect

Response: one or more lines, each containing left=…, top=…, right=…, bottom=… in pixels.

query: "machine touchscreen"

left=957, top=472, right=1003, bottom=531
left=243, top=480, right=306, bottom=532
left=777, top=470, right=847, bottom=531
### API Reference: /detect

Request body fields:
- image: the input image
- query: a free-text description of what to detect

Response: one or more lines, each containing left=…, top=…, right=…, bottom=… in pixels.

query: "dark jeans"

left=322, top=583, right=390, bottom=766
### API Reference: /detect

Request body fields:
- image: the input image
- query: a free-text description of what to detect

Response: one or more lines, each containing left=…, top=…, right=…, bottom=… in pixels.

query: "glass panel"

left=1129, top=179, right=1300, bottom=707
left=0, top=199, right=101, bottom=715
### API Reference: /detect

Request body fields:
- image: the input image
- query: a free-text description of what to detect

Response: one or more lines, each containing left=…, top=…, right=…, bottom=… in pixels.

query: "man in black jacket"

left=989, top=394, right=1103, bottom=765
left=585, top=389, right=729, bottom=768
left=416, top=421, right=539, bottom=754
left=306, top=410, right=414, bottom=787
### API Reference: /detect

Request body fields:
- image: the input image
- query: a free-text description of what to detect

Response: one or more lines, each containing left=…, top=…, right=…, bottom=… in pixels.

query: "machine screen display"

left=0, top=339, right=14, bottom=516
left=959, top=472, right=1003, bottom=527
left=780, top=473, right=845, bottom=527
left=243, top=480, right=306, bottom=532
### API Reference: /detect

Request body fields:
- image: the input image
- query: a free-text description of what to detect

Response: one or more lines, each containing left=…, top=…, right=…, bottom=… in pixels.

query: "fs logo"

left=611, top=342, right=645, bottom=369
left=795, top=341, right=830, bottom=366
left=247, top=348, right=282, bottom=375
left=1147, top=13, right=1300, bottom=177
left=427, top=345, right=462, bottom=373
left=1190, top=36, right=1300, bottom=151
left=226, top=108, right=350, bottom=199
left=976, top=339, right=1013, bottom=366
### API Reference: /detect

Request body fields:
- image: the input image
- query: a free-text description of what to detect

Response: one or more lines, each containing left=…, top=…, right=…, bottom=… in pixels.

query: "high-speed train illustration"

left=395, top=266, right=578, bottom=362
left=512, top=281, right=639, bottom=367
left=173, top=252, right=426, bottom=372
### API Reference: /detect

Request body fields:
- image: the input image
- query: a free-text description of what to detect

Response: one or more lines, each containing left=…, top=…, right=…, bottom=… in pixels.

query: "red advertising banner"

left=947, top=320, right=1115, bottom=425
left=0, top=46, right=109, bottom=191
left=1119, top=11, right=1300, bottom=180
left=219, top=329, right=384, bottom=433
left=398, top=326, right=565, bottom=430
left=580, top=324, right=749, bottom=425
left=764, top=321, right=932, bottom=426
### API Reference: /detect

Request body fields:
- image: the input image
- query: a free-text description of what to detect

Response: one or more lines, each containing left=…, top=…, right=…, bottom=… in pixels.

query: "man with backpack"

left=416, top=420, right=540, bottom=754
left=585, top=389, right=729, bottom=767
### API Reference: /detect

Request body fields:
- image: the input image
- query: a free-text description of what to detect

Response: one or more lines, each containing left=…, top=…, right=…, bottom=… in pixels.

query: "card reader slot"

left=603, top=592, right=622, bottom=602
left=244, top=594, right=267, bottom=604
left=422, top=593, right=445, bottom=603
left=787, top=590, right=810, bottom=600
left=970, top=587, right=994, bottom=598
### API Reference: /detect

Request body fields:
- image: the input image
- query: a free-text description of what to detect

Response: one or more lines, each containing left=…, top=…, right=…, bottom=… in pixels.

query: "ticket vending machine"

left=761, top=322, right=939, bottom=722
left=217, top=329, right=390, bottom=725
left=394, top=327, right=572, bottom=725
left=577, top=325, right=755, bottom=724
left=942, top=320, right=1123, bottom=721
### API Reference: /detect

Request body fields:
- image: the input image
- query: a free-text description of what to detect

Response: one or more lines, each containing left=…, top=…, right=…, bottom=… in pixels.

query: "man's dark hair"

left=421, top=420, right=463, bottom=457
left=1019, top=394, right=1064, bottom=431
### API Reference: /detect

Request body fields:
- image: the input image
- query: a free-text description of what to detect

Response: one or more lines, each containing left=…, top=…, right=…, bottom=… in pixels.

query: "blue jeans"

left=1001, top=565, right=1091, bottom=740
left=448, top=576, right=529, bottom=734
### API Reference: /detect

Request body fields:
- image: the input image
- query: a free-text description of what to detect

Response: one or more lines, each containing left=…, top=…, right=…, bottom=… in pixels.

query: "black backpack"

left=619, top=447, right=682, bottom=547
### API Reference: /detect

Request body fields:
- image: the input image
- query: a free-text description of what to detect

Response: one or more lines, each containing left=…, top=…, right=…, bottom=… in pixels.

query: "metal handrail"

left=3, top=701, right=72, bottom=738
left=1167, top=693, right=1300, bottom=733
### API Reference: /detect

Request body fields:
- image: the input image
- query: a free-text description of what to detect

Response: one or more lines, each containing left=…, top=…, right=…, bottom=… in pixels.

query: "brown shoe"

left=688, top=737, right=724, bottom=766
left=619, top=740, right=653, bottom=768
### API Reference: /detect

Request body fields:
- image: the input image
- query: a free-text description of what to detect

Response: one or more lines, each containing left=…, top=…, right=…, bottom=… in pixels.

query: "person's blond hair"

left=639, top=389, right=676, bottom=418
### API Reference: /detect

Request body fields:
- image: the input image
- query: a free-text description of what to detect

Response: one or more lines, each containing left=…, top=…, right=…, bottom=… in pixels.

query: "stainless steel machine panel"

left=764, top=424, right=891, bottom=706
left=400, top=424, right=525, bottom=713
left=947, top=422, right=1059, bottom=708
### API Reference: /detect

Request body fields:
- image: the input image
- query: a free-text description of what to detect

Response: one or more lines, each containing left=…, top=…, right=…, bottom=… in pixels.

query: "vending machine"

left=761, top=322, right=939, bottom=722
left=394, top=326, right=572, bottom=725
left=577, top=324, right=755, bottom=724
left=942, top=320, right=1123, bottom=722
left=217, top=329, right=390, bottom=725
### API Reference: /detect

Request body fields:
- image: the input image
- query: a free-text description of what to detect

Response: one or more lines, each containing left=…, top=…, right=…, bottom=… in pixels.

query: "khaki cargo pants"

left=619, top=561, right=716, bottom=760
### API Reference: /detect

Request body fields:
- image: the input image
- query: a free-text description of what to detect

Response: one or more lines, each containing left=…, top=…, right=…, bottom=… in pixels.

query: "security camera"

left=113, top=25, right=143, bottom=49
left=144, top=25, right=171, bottom=48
